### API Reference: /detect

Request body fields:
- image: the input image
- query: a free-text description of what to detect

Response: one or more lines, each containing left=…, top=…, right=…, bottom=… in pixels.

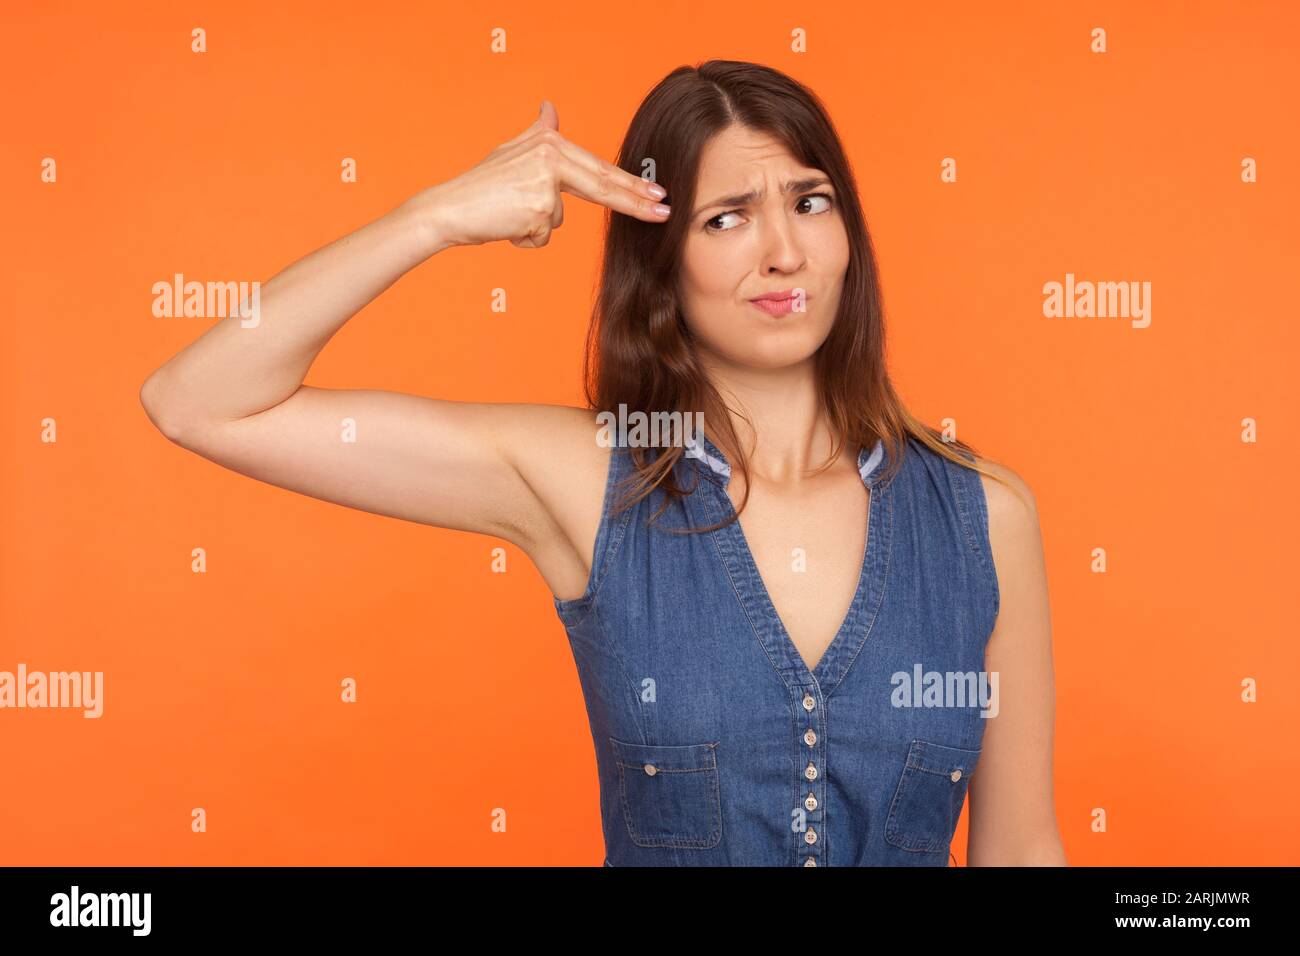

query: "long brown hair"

left=583, top=59, right=1018, bottom=531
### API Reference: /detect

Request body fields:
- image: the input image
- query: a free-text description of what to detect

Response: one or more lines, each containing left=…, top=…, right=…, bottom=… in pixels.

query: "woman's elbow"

left=140, top=372, right=188, bottom=443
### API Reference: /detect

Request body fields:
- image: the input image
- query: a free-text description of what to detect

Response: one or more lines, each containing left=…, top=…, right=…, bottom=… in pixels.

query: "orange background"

left=2, top=0, right=1297, bottom=865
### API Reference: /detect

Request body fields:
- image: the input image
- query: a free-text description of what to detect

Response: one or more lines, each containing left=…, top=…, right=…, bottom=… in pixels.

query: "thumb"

left=497, top=99, right=561, bottom=151
left=537, top=98, right=559, bottom=132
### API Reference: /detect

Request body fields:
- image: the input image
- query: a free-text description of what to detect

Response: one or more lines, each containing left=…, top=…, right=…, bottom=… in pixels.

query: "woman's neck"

left=701, top=353, right=845, bottom=484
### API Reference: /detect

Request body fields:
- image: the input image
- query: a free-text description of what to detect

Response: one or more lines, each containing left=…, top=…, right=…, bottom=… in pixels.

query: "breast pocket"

left=884, top=739, right=982, bottom=854
left=609, top=737, right=722, bottom=849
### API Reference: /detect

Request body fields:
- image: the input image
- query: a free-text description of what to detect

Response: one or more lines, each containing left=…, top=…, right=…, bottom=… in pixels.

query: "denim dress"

left=552, top=433, right=1000, bottom=866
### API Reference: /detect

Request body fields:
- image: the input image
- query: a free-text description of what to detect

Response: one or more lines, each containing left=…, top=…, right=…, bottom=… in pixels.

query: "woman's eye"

left=798, top=193, right=834, bottom=214
left=705, top=211, right=743, bottom=233
left=704, top=193, right=835, bottom=233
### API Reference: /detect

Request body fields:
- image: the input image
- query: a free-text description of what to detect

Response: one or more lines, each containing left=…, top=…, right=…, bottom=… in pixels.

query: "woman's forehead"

left=695, top=127, right=822, bottom=190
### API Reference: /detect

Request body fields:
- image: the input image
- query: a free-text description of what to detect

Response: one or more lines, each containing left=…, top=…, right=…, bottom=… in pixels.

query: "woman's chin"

left=723, top=344, right=824, bottom=372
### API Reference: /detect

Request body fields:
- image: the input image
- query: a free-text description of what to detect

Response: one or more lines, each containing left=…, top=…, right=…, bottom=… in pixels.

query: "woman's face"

left=677, top=124, right=850, bottom=372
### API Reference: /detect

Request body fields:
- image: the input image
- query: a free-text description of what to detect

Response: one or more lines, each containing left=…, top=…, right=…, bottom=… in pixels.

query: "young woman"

left=141, top=60, right=1064, bottom=867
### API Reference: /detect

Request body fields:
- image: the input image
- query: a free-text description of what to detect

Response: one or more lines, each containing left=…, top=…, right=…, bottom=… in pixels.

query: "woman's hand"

left=410, top=99, right=671, bottom=250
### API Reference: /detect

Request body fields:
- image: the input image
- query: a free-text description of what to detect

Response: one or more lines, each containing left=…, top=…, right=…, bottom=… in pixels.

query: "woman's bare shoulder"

left=498, top=403, right=610, bottom=476
left=972, top=455, right=1048, bottom=627
left=974, top=456, right=1038, bottom=527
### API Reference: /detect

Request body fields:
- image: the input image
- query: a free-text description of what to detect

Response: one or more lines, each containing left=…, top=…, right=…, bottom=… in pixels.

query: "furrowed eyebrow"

left=692, top=176, right=832, bottom=220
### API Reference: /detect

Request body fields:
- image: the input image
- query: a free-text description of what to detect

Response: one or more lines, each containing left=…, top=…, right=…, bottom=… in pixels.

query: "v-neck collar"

left=688, top=433, right=896, bottom=698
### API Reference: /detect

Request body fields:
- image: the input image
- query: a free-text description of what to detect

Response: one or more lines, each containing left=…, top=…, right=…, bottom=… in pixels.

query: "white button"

left=805, top=828, right=817, bottom=844
left=804, top=728, right=817, bottom=746
left=950, top=769, right=962, bottom=782
left=804, top=762, right=817, bottom=781
left=802, top=694, right=816, bottom=711
left=644, top=763, right=658, bottom=776
left=803, top=858, right=817, bottom=867
left=804, top=793, right=817, bottom=811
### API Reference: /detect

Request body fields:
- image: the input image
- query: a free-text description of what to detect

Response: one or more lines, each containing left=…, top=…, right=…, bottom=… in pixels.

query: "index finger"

left=550, top=136, right=671, bottom=222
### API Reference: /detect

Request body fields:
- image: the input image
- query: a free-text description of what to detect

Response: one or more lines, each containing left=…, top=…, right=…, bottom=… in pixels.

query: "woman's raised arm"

left=139, top=102, right=669, bottom=581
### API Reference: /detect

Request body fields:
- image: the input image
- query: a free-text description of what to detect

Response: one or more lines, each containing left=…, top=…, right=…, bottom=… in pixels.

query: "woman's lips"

left=748, top=292, right=807, bottom=317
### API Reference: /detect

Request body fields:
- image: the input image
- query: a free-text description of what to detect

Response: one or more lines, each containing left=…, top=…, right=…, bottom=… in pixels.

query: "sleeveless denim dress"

left=552, top=433, right=1000, bottom=867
